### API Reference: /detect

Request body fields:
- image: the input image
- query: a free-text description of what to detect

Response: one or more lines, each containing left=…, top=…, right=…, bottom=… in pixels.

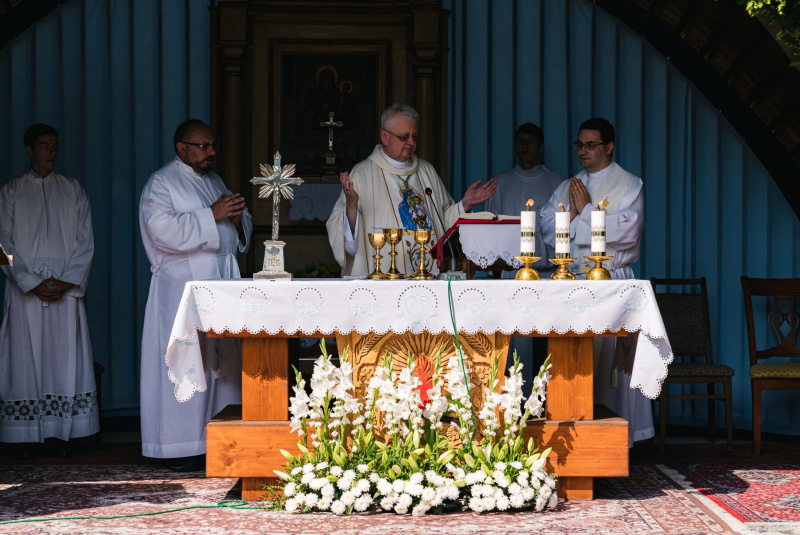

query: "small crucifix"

left=320, top=111, right=343, bottom=151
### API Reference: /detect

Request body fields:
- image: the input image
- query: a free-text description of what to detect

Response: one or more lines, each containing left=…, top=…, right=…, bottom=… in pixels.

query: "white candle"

left=555, top=205, right=570, bottom=255
left=591, top=208, right=606, bottom=254
left=521, top=199, right=536, bottom=255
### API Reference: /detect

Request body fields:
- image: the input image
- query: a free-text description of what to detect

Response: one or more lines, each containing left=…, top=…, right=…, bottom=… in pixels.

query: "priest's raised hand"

left=461, top=177, right=498, bottom=212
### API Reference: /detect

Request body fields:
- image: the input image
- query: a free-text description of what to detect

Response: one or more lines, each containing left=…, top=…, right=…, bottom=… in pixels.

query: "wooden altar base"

left=206, top=330, right=629, bottom=501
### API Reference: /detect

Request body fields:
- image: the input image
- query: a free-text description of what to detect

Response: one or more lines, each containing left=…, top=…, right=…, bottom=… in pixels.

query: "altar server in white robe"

left=327, top=102, right=497, bottom=277
left=139, top=119, right=252, bottom=469
left=486, top=122, right=565, bottom=395
left=0, top=123, right=98, bottom=453
left=540, top=117, right=652, bottom=447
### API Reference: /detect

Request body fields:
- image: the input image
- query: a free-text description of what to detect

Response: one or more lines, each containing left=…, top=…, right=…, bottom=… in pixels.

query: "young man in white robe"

left=327, top=102, right=498, bottom=277
left=540, top=117, right=652, bottom=447
left=139, top=119, right=252, bottom=471
left=0, top=123, right=98, bottom=458
left=486, top=122, right=566, bottom=395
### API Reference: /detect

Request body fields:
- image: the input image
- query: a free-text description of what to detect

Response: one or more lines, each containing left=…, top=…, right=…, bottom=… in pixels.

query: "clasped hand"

left=31, top=276, right=74, bottom=302
left=568, top=177, right=591, bottom=221
left=211, top=193, right=246, bottom=227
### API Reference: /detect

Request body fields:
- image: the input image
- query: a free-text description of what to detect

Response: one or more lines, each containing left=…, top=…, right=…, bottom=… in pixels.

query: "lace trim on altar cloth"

left=0, top=392, right=98, bottom=421
left=462, top=249, right=522, bottom=270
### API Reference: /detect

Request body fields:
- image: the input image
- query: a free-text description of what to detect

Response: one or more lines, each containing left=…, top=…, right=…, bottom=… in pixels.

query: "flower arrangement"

left=271, top=340, right=556, bottom=515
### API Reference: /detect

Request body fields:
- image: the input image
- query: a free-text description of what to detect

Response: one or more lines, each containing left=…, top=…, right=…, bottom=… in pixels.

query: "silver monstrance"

left=250, top=151, right=304, bottom=280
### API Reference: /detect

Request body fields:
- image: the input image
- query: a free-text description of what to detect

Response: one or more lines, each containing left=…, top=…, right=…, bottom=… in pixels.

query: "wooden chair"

left=651, top=277, right=734, bottom=450
left=741, top=276, right=800, bottom=455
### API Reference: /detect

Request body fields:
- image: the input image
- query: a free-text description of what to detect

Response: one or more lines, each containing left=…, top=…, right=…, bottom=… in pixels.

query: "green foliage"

left=736, top=0, right=800, bottom=56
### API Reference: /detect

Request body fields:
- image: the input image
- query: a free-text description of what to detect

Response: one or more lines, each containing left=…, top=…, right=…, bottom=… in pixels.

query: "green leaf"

left=401, top=458, right=410, bottom=468
left=327, top=475, right=340, bottom=482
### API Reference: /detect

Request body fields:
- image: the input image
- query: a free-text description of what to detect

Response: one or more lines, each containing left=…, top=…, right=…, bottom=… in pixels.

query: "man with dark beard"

left=138, top=119, right=252, bottom=471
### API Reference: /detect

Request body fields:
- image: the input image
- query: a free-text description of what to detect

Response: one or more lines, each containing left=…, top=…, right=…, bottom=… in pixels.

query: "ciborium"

left=406, top=229, right=435, bottom=280
left=368, top=231, right=387, bottom=280
left=384, top=228, right=405, bottom=280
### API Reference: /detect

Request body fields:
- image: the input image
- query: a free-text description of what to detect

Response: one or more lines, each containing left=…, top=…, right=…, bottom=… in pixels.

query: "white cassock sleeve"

left=140, top=173, right=221, bottom=254
left=571, top=178, right=645, bottom=265
left=344, top=211, right=361, bottom=257
left=0, top=184, right=43, bottom=293
left=61, top=183, right=94, bottom=297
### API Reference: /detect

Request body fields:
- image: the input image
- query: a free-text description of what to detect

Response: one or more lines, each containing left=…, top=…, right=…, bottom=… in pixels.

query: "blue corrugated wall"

left=1, top=0, right=798, bottom=435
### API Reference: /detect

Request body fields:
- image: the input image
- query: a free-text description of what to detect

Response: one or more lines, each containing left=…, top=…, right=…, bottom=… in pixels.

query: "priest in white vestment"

left=486, top=122, right=566, bottom=395
left=327, top=103, right=497, bottom=278
left=540, top=117, right=653, bottom=447
left=139, top=119, right=252, bottom=469
left=0, top=124, right=98, bottom=453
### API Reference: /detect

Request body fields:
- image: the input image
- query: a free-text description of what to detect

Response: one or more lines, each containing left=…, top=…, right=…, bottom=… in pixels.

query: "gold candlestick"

left=549, top=254, right=576, bottom=280
left=405, top=229, right=435, bottom=280
left=385, top=228, right=405, bottom=279
left=585, top=254, right=613, bottom=280
left=513, top=255, right=540, bottom=280
left=367, top=232, right=387, bottom=279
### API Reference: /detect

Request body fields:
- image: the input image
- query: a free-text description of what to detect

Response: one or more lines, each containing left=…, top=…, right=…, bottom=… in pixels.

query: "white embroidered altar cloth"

left=166, top=279, right=672, bottom=402
left=458, top=224, right=522, bottom=269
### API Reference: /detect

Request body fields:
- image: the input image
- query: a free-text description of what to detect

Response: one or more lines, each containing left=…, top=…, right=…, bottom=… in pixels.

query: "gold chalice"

left=385, top=228, right=405, bottom=279
left=405, top=229, right=435, bottom=280
left=368, top=231, right=387, bottom=279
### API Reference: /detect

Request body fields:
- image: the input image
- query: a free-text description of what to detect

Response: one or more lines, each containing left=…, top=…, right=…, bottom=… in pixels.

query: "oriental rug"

left=0, top=451, right=735, bottom=534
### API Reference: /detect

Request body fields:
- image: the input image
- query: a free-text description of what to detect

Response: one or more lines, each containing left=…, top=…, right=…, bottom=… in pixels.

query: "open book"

left=458, top=211, right=520, bottom=221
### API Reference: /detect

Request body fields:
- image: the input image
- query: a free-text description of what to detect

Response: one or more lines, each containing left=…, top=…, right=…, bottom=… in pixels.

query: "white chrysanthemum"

left=294, top=492, right=306, bottom=505
left=354, top=494, right=371, bottom=512
left=337, top=477, right=353, bottom=491
left=340, top=490, right=356, bottom=506
left=331, top=500, right=346, bottom=515
left=283, top=482, right=297, bottom=497
left=412, top=504, right=429, bottom=516
left=508, top=482, right=522, bottom=495
left=484, top=476, right=494, bottom=485
left=510, top=461, right=523, bottom=470
left=522, top=487, right=535, bottom=500
left=304, top=493, right=319, bottom=508
left=421, top=487, right=436, bottom=502
left=321, top=484, right=335, bottom=498
left=470, top=485, right=482, bottom=498
left=302, top=463, right=315, bottom=473
left=309, top=477, right=328, bottom=490
left=317, top=497, right=331, bottom=511
left=549, top=492, right=558, bottom=509
left=354, top=478, right=371, bottom=494
left=539, top=486, right=552, bottom=501
left=495, top=474, right=509, bottom=488
left=509, top=493, right=525, bottom=508
left=301, top=472, right=314, bottom=485
left=284, top=497, right=300, bottom=513
left=380, top=496, right=395, bottom=510
left=530, top=475, right=542, bottom=489
left=377, top=479, right=393, bottom=495
left=343, top=469, right=356, bottom=480
left=369, top=472, right=380, bottom=483
left=406, top=483, right=424, bottom=497
left=409, top=472, right=424, bottom=485
left=330, top=466, right=343, bottom=477
left=469, top=497, right=485, bottom=513
left=535, top=493, right=547, bottom=511
left=465, top=471, right=483, bottom=485
left=482, top=496, right=496, bottom=511
left=392, top=479, right=406, bottom=494
left=494, top=461, right=507, bottom=472
left=545, top=475, right=557, bottom=489
left=397, top=493, right=413, bottom=508
left=357, top=463, right=369, bottom=473
left=446, top=485, right=460, bottom=501
left=496, top=494, right=510, bottom=511
left=394, top=504, right=409, bottom=515
left=316, top=461, right=329, bottom=471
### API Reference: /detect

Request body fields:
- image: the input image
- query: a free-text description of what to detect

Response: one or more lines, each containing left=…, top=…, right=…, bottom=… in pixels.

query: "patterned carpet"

left=0, top=441, right=749, bottom=534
